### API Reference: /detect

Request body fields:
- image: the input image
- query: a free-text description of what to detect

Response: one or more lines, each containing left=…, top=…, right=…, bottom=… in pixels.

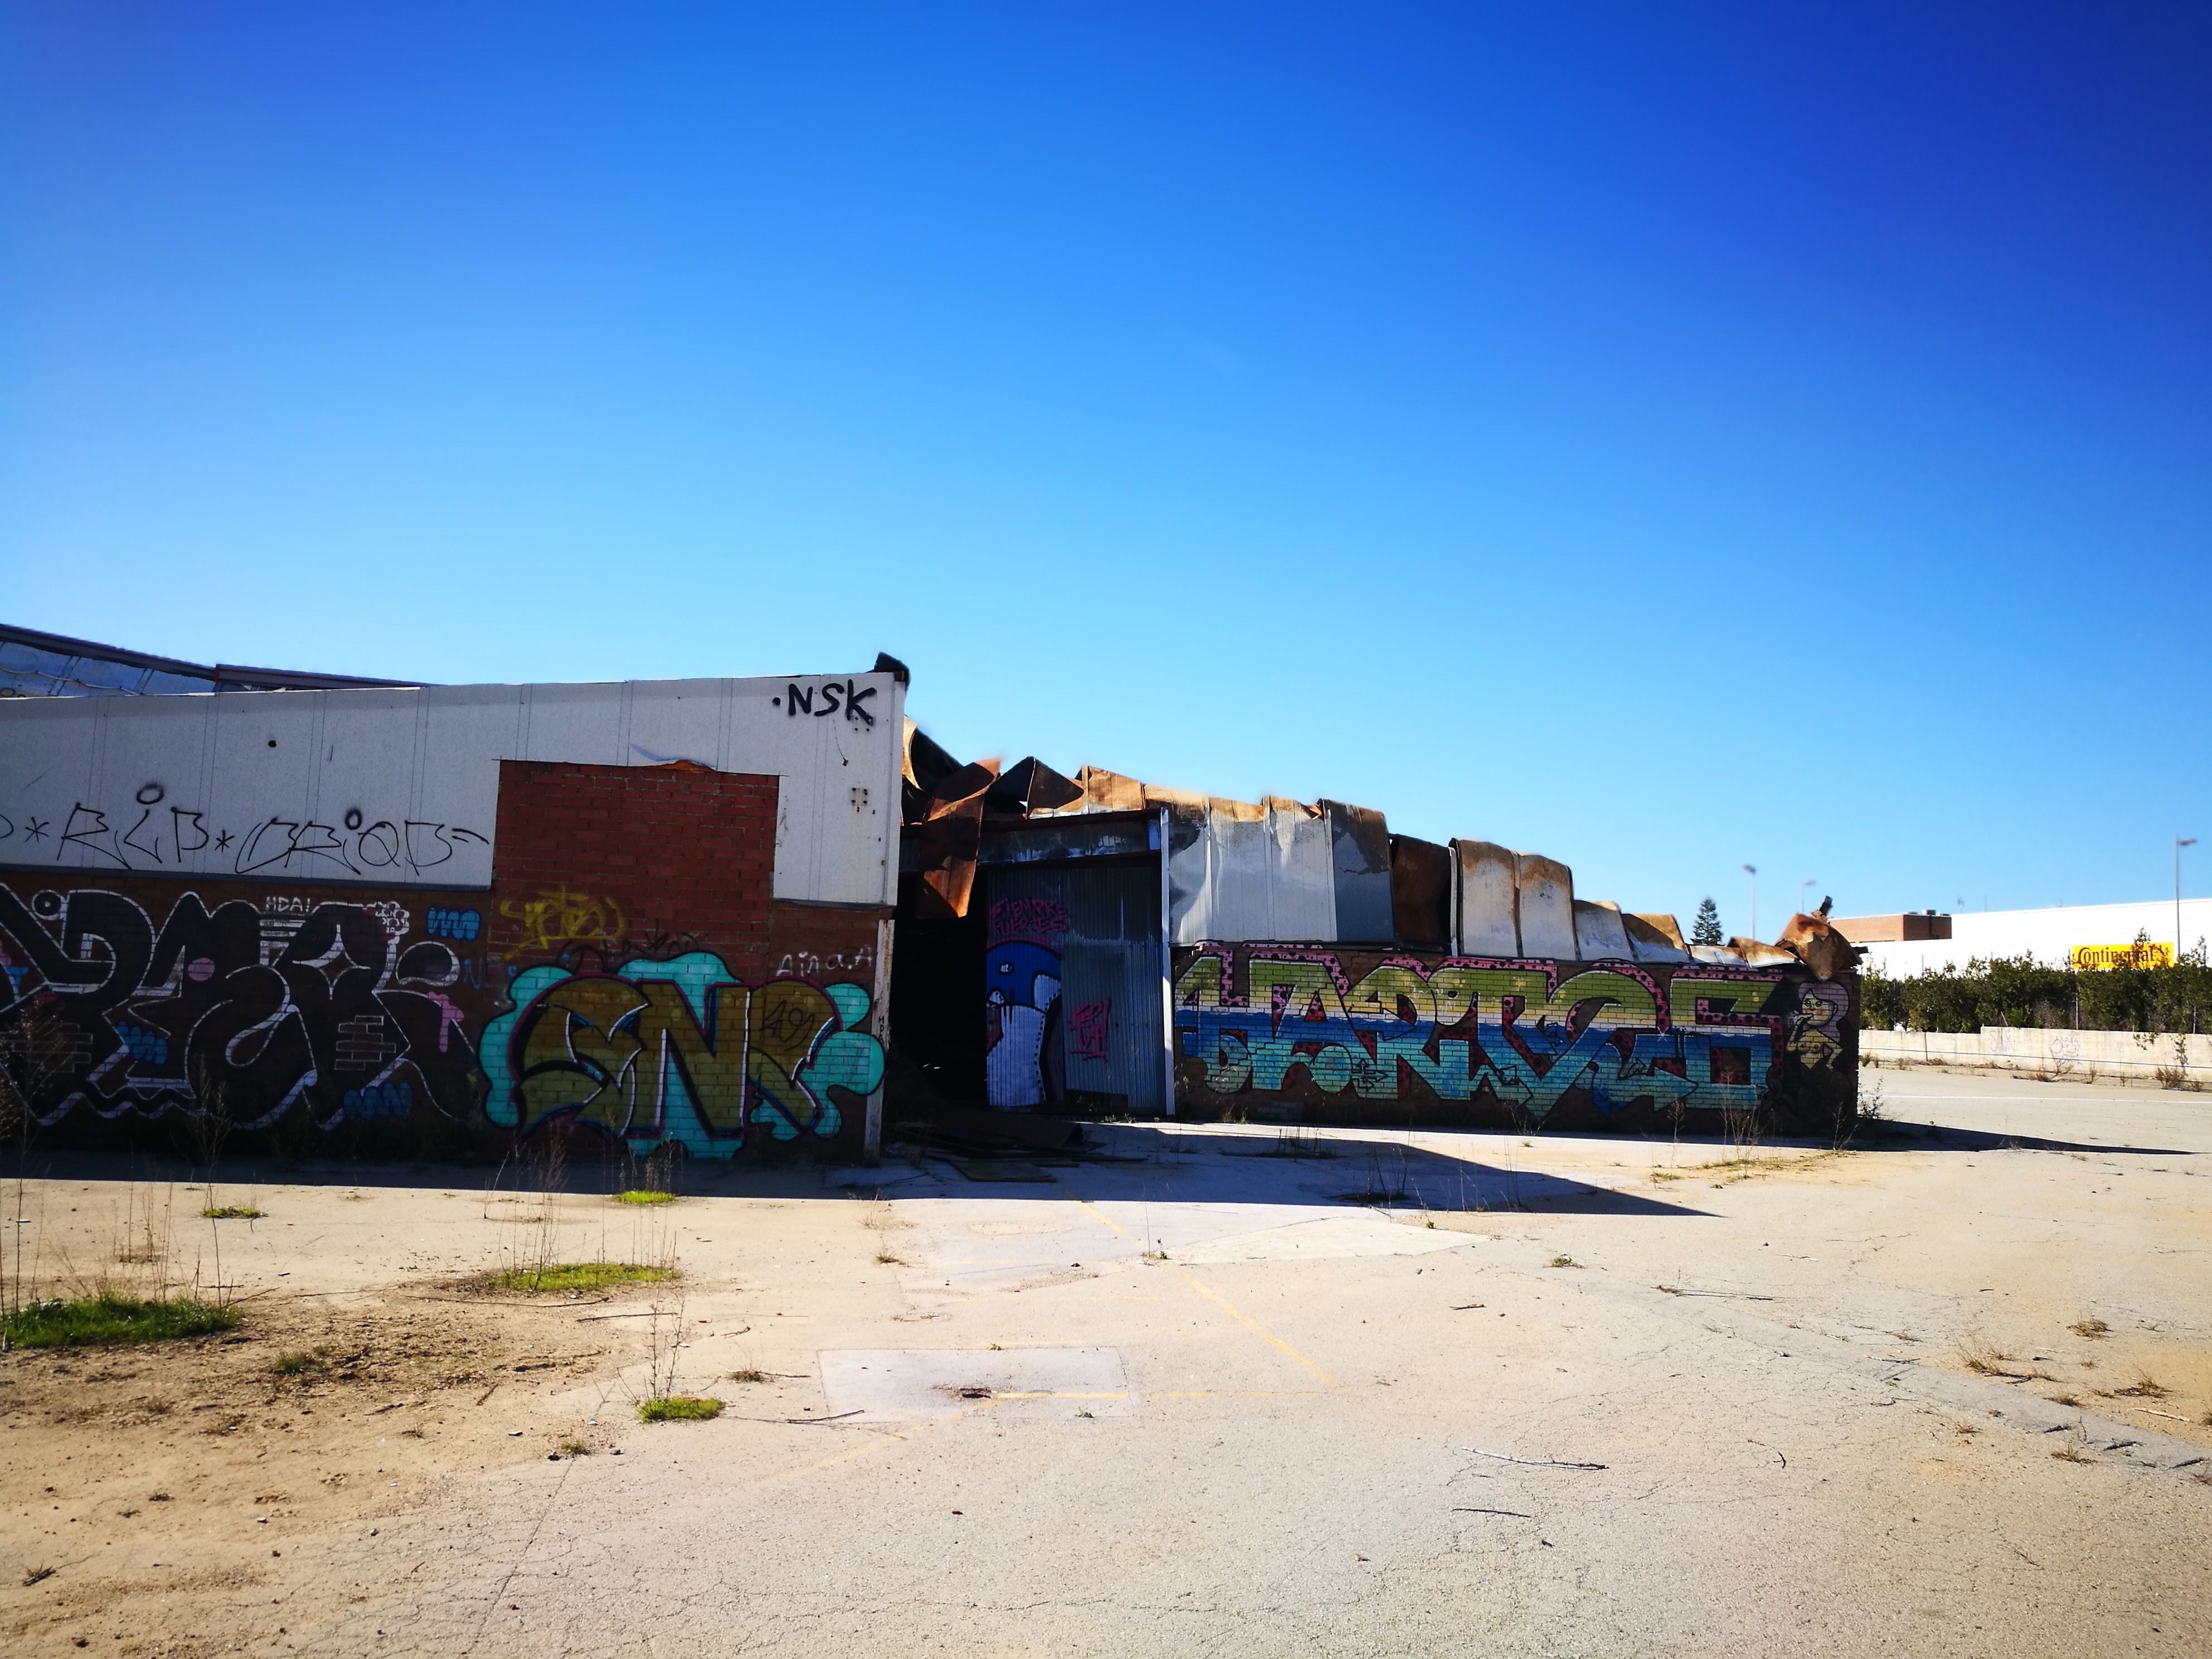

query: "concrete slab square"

left=819, top=1346, right=1132, bottom=1420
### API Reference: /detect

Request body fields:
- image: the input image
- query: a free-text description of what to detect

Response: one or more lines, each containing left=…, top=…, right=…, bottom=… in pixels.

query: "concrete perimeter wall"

left=1861, top=1026, right=2212, bottom=1090
left=1171, top=944, right=1856, bottom=1134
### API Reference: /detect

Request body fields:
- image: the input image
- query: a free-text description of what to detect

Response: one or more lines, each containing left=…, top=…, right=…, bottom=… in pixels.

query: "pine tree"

left=1692, top=896, right=1723, bottom=946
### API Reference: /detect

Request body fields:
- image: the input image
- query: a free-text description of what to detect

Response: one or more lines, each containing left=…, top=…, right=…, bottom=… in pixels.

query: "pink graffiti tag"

left=1068, top=998, right=1111, bottom=1061
left=987, top=898, right=1070, bottom=946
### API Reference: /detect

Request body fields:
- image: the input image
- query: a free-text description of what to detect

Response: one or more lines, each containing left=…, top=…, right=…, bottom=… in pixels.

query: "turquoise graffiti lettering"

left=1176, top=952, right=1779, bottom=1119
left=478, top=952, right=885, bottom=1156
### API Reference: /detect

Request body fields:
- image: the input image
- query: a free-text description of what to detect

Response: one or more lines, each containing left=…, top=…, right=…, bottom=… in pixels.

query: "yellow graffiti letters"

left=499, top=886, right=627, bottom=953
left=516, top=976, right=649, bottom=1136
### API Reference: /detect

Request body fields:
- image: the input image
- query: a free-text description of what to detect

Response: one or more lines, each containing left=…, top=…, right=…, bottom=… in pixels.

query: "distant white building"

left=1855, top=899, right=2212, bottom=977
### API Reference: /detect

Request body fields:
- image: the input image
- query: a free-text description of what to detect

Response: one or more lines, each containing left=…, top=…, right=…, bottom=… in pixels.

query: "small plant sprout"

left=2069, top=1318, right=2111, bottom=1340
left=1549, top=1255, right=1580, bottom=1269
left=202, top=1205, right=263, bottom=1220
left=614, top=1190, right=675, bottom=1206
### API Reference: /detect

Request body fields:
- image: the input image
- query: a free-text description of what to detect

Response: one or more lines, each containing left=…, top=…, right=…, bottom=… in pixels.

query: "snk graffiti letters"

left=478, top=953, right=885, bottom=1154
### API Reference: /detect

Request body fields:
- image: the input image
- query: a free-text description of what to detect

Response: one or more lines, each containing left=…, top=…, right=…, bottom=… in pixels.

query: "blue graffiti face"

left=985, top=941, right=1061, bottom=1011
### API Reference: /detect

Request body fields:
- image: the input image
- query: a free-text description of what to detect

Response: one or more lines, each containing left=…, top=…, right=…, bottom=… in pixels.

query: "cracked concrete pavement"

left=5, top=1067, right=2210, bottom=1656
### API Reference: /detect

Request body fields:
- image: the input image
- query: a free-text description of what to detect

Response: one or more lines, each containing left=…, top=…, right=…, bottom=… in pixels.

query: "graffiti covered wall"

left=0, top=761, right=891, bottom=1160
left=1172, top=944, right=1854, bottom=1133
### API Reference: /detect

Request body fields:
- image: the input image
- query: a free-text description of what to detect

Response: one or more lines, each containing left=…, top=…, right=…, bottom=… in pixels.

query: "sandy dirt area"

left=3, top=1068, right=2209, bottom=1657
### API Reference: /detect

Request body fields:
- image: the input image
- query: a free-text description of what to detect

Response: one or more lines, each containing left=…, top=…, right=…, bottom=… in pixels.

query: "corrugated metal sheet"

left=0, top=673, right=904, bottom=905
left=1452, top=840, right=1521, bottom=955
left=983, top=862, right=1164, bottom=1114
left=1321, top=801, right=1393, bottom=943
left=1514, top=853, right=1577, bottom=957
left=1389, top=835, right=1452, bottom=949
left=1625, top=912, right=1690, bottom=963
left=1170, top=801, right=1337, bottom=944
left=1571, top=899, right=1632, bottom=959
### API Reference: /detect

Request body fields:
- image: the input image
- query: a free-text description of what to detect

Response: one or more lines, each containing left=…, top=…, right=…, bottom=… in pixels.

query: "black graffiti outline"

left=172, top=809, right=210, bottom=856
left=21, top=817, right=47, bottom=843
left=356, top=820, right=402, bottom=866
left=0, top=882, right=482, bottom=1131
left=236, top=817, right=360, bottom=877
left=120, top=807, right=163, bottom=864
left=59, top=804, right=128, bottom=867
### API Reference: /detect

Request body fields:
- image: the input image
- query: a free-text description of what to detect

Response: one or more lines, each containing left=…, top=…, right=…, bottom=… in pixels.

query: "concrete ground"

left=4, top=1067, right=2209, bottom=1657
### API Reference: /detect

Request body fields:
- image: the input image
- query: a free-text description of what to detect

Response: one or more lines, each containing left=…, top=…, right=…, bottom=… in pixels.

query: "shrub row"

left=1860, top=954, right=2212, bottom=1034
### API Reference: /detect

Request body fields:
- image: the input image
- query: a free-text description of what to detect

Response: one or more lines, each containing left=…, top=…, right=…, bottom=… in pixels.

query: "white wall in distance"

left=1860, top=896, right=2212, bottom=977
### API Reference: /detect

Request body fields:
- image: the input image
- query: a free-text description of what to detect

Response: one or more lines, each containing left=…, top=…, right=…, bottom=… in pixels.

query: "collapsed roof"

left=901, top=725, right=1849, bottom=975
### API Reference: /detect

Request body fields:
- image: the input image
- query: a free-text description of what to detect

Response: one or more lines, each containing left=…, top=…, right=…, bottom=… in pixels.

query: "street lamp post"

left=1742, top=864, right=1758, bottom=944
left=2179, top=837, right=2197, bottom=963
left=1799, top=878, right=1818, bottom=919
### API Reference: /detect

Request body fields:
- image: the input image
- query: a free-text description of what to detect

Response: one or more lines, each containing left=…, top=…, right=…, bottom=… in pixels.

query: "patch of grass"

left=1, top=1295, right=239, bottom=1350
left=2049, top=1392, right=2083, bottom=1408
left=638, top=1394, right=722, bottom=1423
left=1961, top=1346, right=2022, bottom=1378
left=1549, top=1255, right=1580, bottom=1269
left=2109, top=1374, right=2171, bottom=1399
left=2069, top=1317, right=2111, bottom=1340
left=554, top=1438, right=589, bottom=1458
left=201, top=1205, right=263, bottom=1220
left=874, top=1251, right=905, bottom=1265
left=2050, top=1434, right=2094, bottom=1464
left=480, top=1262, right=678, bottom=1294
left=726, top=1367, right=768, bottom=1384
left=612, top=1190, right=675, bottom=1206
left=1649, top=1169, right=1683, bottom=1183
left=23, top=1565, right=55, bottom=1587
left=270, top=1349, right=328, bottom=1377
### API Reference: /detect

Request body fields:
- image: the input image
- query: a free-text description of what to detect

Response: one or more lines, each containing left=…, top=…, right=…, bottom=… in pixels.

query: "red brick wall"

left=489, top=759, right=778, bottom=974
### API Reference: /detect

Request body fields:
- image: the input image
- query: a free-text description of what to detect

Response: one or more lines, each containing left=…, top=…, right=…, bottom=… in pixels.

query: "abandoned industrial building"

left=0, top=625, right=1857, bottom=1162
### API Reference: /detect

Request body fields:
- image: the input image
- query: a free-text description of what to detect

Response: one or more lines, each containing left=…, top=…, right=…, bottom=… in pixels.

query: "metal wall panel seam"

left=84, top=699, right=110, bottom=871
left=306, top=691, right=327, bottom=828
left=1158, top=807, right=1175, bottom=1116
left=864, top=915, right=894, bottom=1165
left=193, top=692, right=219, bottom=870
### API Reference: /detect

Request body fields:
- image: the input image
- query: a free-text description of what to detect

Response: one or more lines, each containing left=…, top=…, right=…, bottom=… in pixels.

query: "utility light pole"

left=1742, top=864, right=1758, bottom=943
left=2179, top=837, right=2197, bottom=962
left=1799, top=877, right=1818, bottom=918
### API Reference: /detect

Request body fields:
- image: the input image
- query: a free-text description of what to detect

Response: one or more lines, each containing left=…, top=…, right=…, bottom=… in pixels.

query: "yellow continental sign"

left=2070, top=941, right=2174, bottom=971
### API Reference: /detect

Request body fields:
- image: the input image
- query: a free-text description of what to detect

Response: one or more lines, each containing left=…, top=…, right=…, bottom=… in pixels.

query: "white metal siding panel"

left=1452, top=840, right=1520, bottom=956
left=0, top=672, right=899, bottom=904
left=1268, top=808, right=1337, bottom=941
left=1515, top=853, right=1577, bottom=958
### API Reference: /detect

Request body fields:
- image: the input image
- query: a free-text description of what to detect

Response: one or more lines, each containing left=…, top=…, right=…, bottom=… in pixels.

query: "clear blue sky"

left=4, top=4, right=2207, bottom=933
